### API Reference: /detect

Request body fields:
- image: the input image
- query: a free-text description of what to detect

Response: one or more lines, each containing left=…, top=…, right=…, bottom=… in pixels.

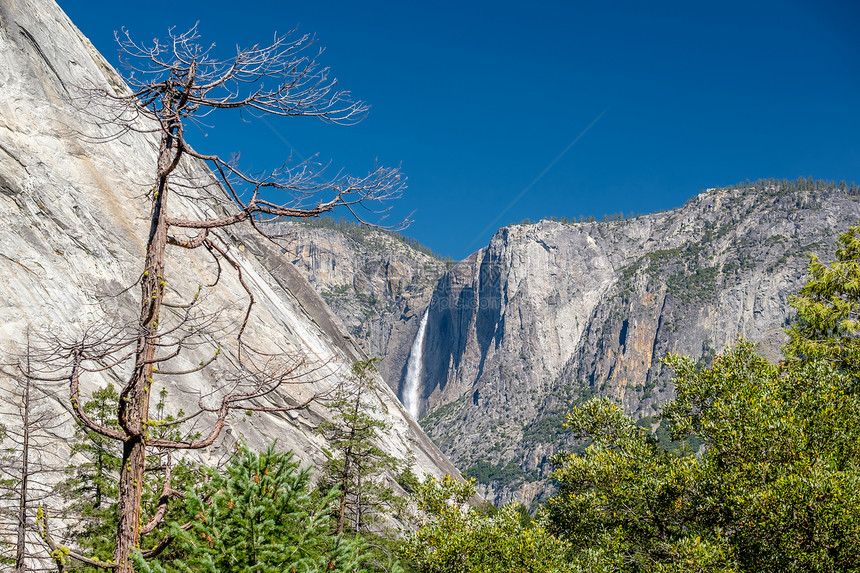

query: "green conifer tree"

left=316, top=360, right=404, bottom=535
left=135, top=444, right=373, bottom=573
left=787, top=221, right=860, bottom=367
left=60, top=386, right=200, bottom=570
left=63, top=384, right=123, bottom=563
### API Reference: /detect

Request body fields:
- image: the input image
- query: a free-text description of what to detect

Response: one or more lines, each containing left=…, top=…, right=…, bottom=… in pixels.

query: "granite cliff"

left=284, top=182, right=860, bottom=506
left=417, top=181, right=860, bottom=505
left=266, top=219, right=451, bottom=395
left=0, top=0, right=459, bottom=494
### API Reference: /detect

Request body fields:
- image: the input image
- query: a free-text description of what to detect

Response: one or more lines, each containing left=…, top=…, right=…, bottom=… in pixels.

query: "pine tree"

left=62, top=384, right=123, bottom=564
left=60, top=386, right=200, bottom=570
left=786, top=221, right=860, bottom=368
left=135, top=444, right=372, bottom=573
left=316, top=360, right=404, bottom=535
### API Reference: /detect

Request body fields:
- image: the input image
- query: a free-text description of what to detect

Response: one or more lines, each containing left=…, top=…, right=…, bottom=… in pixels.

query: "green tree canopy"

left=545, top=398, right=729, bottom=573
left=664, top=344, right=860, bottom=572
left=137, top=444, right=373, bottom=573
left=548, top=341, right=860, bottom=572
left=402, top=475, right=576, bottom=573
left=787, top=222, right=860, bottom=367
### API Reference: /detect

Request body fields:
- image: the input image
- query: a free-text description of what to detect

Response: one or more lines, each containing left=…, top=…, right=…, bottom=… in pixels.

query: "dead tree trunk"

left=0, top=336, right=66, bottom=572
left=14, top=357, right=30, bottom=573
left=114, top=115, right=177, bottom=573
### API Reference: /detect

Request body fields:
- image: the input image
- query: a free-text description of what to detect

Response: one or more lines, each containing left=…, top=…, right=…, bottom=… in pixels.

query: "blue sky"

left=58, top=0, right=860, bottom=259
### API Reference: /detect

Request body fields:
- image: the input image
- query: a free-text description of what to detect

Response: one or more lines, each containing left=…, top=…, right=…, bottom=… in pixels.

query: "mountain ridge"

left=284, top=179, right=860, bottom=505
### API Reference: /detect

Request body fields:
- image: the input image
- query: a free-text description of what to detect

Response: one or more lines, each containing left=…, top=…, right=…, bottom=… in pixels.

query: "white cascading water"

left=402, top=308, right=430, bottom=420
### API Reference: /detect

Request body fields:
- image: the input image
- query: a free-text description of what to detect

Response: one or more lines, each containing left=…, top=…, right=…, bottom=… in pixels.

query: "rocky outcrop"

left=0, top=0, right=459, bottom=485
left=413, top=183, right=860, bottom=506
left=270, top=220, right=450, bottom=394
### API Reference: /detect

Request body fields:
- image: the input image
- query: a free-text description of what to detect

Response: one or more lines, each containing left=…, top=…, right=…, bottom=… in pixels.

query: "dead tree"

left=0, top=336, right=68, bottom=572
left=39, top=25, right=405, bottom=573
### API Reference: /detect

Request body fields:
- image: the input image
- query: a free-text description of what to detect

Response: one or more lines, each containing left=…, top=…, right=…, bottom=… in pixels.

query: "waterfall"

left=402, top=308, right=429, bottom=420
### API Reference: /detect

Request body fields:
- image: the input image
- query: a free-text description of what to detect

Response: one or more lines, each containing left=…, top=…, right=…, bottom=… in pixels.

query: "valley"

left=1, top=0, right=858, bottom=569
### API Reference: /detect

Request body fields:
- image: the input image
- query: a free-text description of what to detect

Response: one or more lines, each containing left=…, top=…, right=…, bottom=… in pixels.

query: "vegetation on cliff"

left=287, top=216, right=454, bottom=263
left=414, top=178, right=860, bottom=506
left=542, top=222, right=860, bottom=572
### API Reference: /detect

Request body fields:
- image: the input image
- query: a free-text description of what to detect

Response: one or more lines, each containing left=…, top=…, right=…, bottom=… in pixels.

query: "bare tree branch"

left=44, top=21, right=407, bottom=573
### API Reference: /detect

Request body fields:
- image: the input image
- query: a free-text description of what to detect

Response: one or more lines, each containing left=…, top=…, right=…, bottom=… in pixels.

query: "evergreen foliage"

left=60, top=386, right=202, bottom=570
left=316, top=359, right=404, bottom=534
left=786, top=221, right=860, bottom=367
left=401, top=475, right=575, bottom=573
left=136, top=444, right=377, bottom=573
left=63, top=384, right=123, bottom=563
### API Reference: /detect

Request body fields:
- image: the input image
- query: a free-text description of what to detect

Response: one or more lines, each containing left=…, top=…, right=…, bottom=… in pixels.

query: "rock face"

left=271, top=219, right=450, bottom=394
left=412, top=183, right=860, bottom=506
left=0, top=0, right=459, bottom=486
left=272, top=177, right=860, bottom=507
